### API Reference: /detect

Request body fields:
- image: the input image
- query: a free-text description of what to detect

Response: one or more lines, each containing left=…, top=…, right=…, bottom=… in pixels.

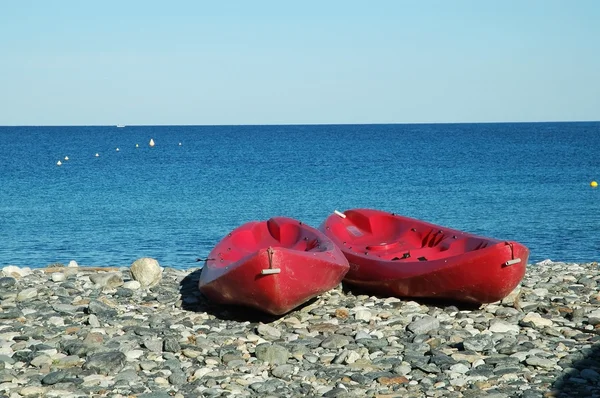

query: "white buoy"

left=178, top=142, right=182, bottom=146
left=149, top=138, right=155, bottom=147
left=135, top=143, right=139, bottom=148
left=56, top=160, right=62, bottom=166
left=95, top=153, right=99, bottom=157
left=64, top=156, right=69, bottom=161
left=116, top=147, right=120, bottom=152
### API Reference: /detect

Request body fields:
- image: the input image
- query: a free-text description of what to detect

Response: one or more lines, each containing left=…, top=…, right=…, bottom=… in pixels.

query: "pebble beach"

left=1, top=259, right=600, bottom=398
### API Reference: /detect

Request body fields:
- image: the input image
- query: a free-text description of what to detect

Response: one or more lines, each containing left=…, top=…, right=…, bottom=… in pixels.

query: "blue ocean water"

left=0, top=123, right=598, bottom=269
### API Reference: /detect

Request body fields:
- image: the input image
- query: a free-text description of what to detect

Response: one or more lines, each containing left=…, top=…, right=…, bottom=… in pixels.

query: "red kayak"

left=199, top=217, right=350, bottom=315
left=320, top=209, right=528, bottom=304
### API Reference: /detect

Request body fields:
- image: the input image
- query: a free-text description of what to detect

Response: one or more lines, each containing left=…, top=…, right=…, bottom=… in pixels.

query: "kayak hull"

left=199, top=217, right=350, bottom=315
left=321, top=209, right=528, bottom=304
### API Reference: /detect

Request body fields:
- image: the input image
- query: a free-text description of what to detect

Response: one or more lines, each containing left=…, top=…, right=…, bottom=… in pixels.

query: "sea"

left=0, top=123, right=598, bottom=270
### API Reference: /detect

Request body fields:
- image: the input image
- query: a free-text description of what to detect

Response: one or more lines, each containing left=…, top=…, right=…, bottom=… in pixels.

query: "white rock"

left=38, top=348, right=58, bottom=357
left=526, top=356, right=557, bottom=369
left=500, top=373, right=520, bottom=382
left=20, top=386, right=47, bottom=396
left=0, top=346, right=13, bottom=357
left=0, top=332, right=21, bottom=341
left=42, top=389, right=80, bottom=398
left=88, top=314, right=101, bottom=328
left=68, top=260, right=79, bottom=267
left=89, top=272, right=123, bottom=289
left=344, top=351, right=361, bottom=364
left=354, top=309, right=372, bottom=322
left=522, top=312, right=553, bottom=327
left=123, top=280, right=141, bottom=290
left=449, top=376, right=468, bottom=387
left=47, top=317, right=65, bottom=327
left=588, top=309, right=600, bottom=318
left=501, top=287, right=521, bottom=305
left=16, top=288, right=38, bottom=302
left=130, top=258, right=162, bottom=287
left=2, top=265, right=32, bottom=278
left=510, top=352, right=528, bottom=362
left=51, top=273, right=66, bottom=282
left=488, top=319, right=520, bottom=334
left=81, top=374, right=111, bottom=387
left=245, top=334, right=261, bottom=342
left=191, top=368, right=213, bottom=380
left=126, top=350, right=144, bottom=360
left=0, top=382, right=19, bottom=391
left=30, top=355, right=53, bottom=368
left=256, top=323, right=281, bottom=339
left=449, top=363, right=470, bottom=374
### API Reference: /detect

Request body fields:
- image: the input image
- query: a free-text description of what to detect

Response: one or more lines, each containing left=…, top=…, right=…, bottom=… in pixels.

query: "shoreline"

left=1, top=260, right=599, bottom=397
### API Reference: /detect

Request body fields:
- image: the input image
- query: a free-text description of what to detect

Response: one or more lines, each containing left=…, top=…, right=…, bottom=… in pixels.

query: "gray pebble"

left=83, top=351, right=126, bottom=375
left=41, top=371, right=68, bottom=385
left=87, top=299, right=117, bottom=317
left=255, top=343, right=290, bottom=365
left=0, top=276, right=17, bottom=289
left=407, top=316, right=439, bottom=335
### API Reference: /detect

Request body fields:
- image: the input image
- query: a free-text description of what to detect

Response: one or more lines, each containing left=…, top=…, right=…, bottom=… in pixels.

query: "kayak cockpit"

left=333, top=210, right=492, bottom=261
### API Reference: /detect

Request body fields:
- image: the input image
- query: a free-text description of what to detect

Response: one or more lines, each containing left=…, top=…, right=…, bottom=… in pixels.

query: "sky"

left=1, top=1, right=599, bottom=125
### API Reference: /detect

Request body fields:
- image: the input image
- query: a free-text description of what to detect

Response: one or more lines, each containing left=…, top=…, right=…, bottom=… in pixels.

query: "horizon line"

left=1, top=119, right=599, bottom=128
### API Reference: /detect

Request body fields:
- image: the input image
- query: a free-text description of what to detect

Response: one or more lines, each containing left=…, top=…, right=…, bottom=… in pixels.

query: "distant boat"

left=149, top=138, right=155, bottom=147
left=116, top=124, right=125, bottom=128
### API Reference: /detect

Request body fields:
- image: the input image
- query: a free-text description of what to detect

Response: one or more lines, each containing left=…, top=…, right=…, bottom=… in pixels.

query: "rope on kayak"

left=261, top=247, right=281, bottom=275
left=504, top=242, right=521, bottom=267
left=196, top=257, right=215, bottom=262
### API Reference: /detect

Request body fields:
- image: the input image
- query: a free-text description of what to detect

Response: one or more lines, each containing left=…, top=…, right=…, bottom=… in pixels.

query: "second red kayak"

left=199, top=217, right=350, bottom=315
left=320, top=209, right=528, bottom=304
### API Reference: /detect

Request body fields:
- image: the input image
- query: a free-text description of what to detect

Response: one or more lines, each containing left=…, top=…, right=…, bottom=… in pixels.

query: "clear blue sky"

left=1, top=1, right=599, bottom=125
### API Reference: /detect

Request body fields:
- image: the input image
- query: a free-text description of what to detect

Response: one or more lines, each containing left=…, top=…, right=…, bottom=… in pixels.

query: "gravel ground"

left=1, top=260, right=600, bottom=397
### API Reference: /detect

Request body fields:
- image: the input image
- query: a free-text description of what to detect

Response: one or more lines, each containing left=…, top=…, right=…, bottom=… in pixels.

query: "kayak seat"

left=345, top=210, right=373, bottom=233
left=266, top=218, right=302, bottom=247
left=230, top=226, right=262, bottom=252
left=424, top=238, right=487, bottom=259
left=345, top=211, right=399, bottom=238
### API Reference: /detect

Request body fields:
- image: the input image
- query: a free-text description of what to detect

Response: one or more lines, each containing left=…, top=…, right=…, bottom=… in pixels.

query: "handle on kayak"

left=261, top=246, right=281, bottom=275
left=261, top=268, right=281, bottom=275
left=334, top=210, right=347, bottom=218
left=504, top=258, right=521, bottom=266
